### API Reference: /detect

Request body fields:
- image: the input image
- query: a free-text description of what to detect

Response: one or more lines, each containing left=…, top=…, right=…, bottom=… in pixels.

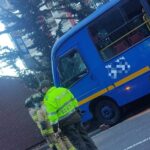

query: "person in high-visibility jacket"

left=25, top=92, right=75, bottom=150
left=43, top=85, right=98, bottom=150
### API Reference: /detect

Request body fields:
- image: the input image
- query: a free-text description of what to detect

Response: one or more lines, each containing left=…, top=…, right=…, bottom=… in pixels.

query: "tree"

left=0, top=46, right=19, bottom=72
left=0, top=0, right=107, bottom=89
left=0, top=0, right=56, bottom=89
left=0, top=46, right=49, bottom=89
left=45, top=0, right=95, bottom=21
left=10, top=0, right=54, bottom=56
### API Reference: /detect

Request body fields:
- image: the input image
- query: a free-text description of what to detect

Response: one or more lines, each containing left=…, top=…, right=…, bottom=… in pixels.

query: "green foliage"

left=0, top=0, right=107, bottom=89
left=0, top=46, right=18, bottom=70
left=9, top=0, right=54, bottom=55
left=0, top=0, right=55, bottom=89
left=46, top=0, right=95, bottom=21
left=19, top=70, right=40, bottom=89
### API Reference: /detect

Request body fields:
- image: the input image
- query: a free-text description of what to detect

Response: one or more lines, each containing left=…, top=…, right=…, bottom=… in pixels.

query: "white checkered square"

left=105, top=57, right=131, bottom=79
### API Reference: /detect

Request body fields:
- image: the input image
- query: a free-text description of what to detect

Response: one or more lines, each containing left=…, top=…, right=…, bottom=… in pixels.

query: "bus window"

left=58, top=50, right=87, bottom=87
left=121, top=0, right=150, bottom=42
left=89, top=8, right=125, bottom=60
left=121, top=0, right=142, bottom=20
left=88, top=0, right=150, bottom=61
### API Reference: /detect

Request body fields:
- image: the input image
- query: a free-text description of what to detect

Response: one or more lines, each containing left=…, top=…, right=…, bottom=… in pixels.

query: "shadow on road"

left=122, top=94, right=150, bottom=120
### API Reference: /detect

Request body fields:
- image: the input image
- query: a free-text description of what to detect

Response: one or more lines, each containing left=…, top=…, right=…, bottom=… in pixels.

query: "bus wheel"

left=95, top=99, right=121, bottom=125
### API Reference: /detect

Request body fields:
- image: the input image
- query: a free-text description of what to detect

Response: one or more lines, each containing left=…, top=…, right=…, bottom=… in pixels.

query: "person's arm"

left=37, top=108, right=48, bottom=130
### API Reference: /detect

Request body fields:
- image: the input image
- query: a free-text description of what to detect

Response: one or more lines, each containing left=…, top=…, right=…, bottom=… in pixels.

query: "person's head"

left=25, top=92, right=43, bottom=110
left=32, top=92, right=43, bottom=108
left=40, top=80, right=50, bottom=94
left=25, top=97, right=35, bottom=110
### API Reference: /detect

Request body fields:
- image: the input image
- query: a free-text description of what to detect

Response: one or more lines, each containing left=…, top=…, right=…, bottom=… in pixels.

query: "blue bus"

left=51, top=0, right=150, bottom=125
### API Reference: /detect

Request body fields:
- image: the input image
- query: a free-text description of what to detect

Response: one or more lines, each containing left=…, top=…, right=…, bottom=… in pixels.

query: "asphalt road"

left=34, top=109, right=150, bottom=150
left=32, top=96, right=150, bottom=150
left=92, top=110, right=150, bottom=150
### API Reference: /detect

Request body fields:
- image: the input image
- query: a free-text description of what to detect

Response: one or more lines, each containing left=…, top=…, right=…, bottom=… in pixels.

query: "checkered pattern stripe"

left=105, top=57, right=131, bottom=79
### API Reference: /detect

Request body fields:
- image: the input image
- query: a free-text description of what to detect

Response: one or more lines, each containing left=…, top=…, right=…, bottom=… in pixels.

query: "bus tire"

left=95, top=99, right=121, bottom=125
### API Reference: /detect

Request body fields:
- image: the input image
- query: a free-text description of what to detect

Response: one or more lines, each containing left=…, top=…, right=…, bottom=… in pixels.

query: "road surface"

left=93, top=110, right=150, bottom=150
left=32, top=108, right=150, bottom=150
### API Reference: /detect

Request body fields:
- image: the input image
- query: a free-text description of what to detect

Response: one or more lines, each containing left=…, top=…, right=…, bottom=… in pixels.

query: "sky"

left=0, top=23, right=14, bottom=48
left=0, top=22, right=25, bottom=77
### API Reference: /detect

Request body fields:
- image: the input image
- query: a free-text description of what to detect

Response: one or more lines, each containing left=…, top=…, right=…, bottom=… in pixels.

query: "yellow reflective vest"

left=43, top=87, right=78, bottom=125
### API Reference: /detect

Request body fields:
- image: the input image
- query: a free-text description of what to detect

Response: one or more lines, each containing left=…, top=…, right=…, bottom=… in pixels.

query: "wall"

left=0, top=77, right=43, bottom=150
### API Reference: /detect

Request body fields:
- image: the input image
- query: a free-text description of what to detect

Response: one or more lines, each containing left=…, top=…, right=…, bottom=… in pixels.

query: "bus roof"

left=51, top=0, right=120, bottom=56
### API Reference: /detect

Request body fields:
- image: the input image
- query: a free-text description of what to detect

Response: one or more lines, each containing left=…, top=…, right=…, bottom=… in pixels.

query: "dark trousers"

left=61, top=121, right=98, bottom=150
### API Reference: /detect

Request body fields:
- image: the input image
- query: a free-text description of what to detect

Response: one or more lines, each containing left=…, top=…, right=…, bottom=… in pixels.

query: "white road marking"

left=123, top=136, right=150, bottom=150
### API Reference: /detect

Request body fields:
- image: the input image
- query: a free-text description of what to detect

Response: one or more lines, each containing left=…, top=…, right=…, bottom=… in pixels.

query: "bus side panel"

left=79, top=103, right=93, bottom=122
left=104, top=71, right=150, bottom=106
left=78, top=71, right=150, bottom=123
left=55, top=30, right=150, bottom=122
left=101, top=38, right=150, bottom=102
